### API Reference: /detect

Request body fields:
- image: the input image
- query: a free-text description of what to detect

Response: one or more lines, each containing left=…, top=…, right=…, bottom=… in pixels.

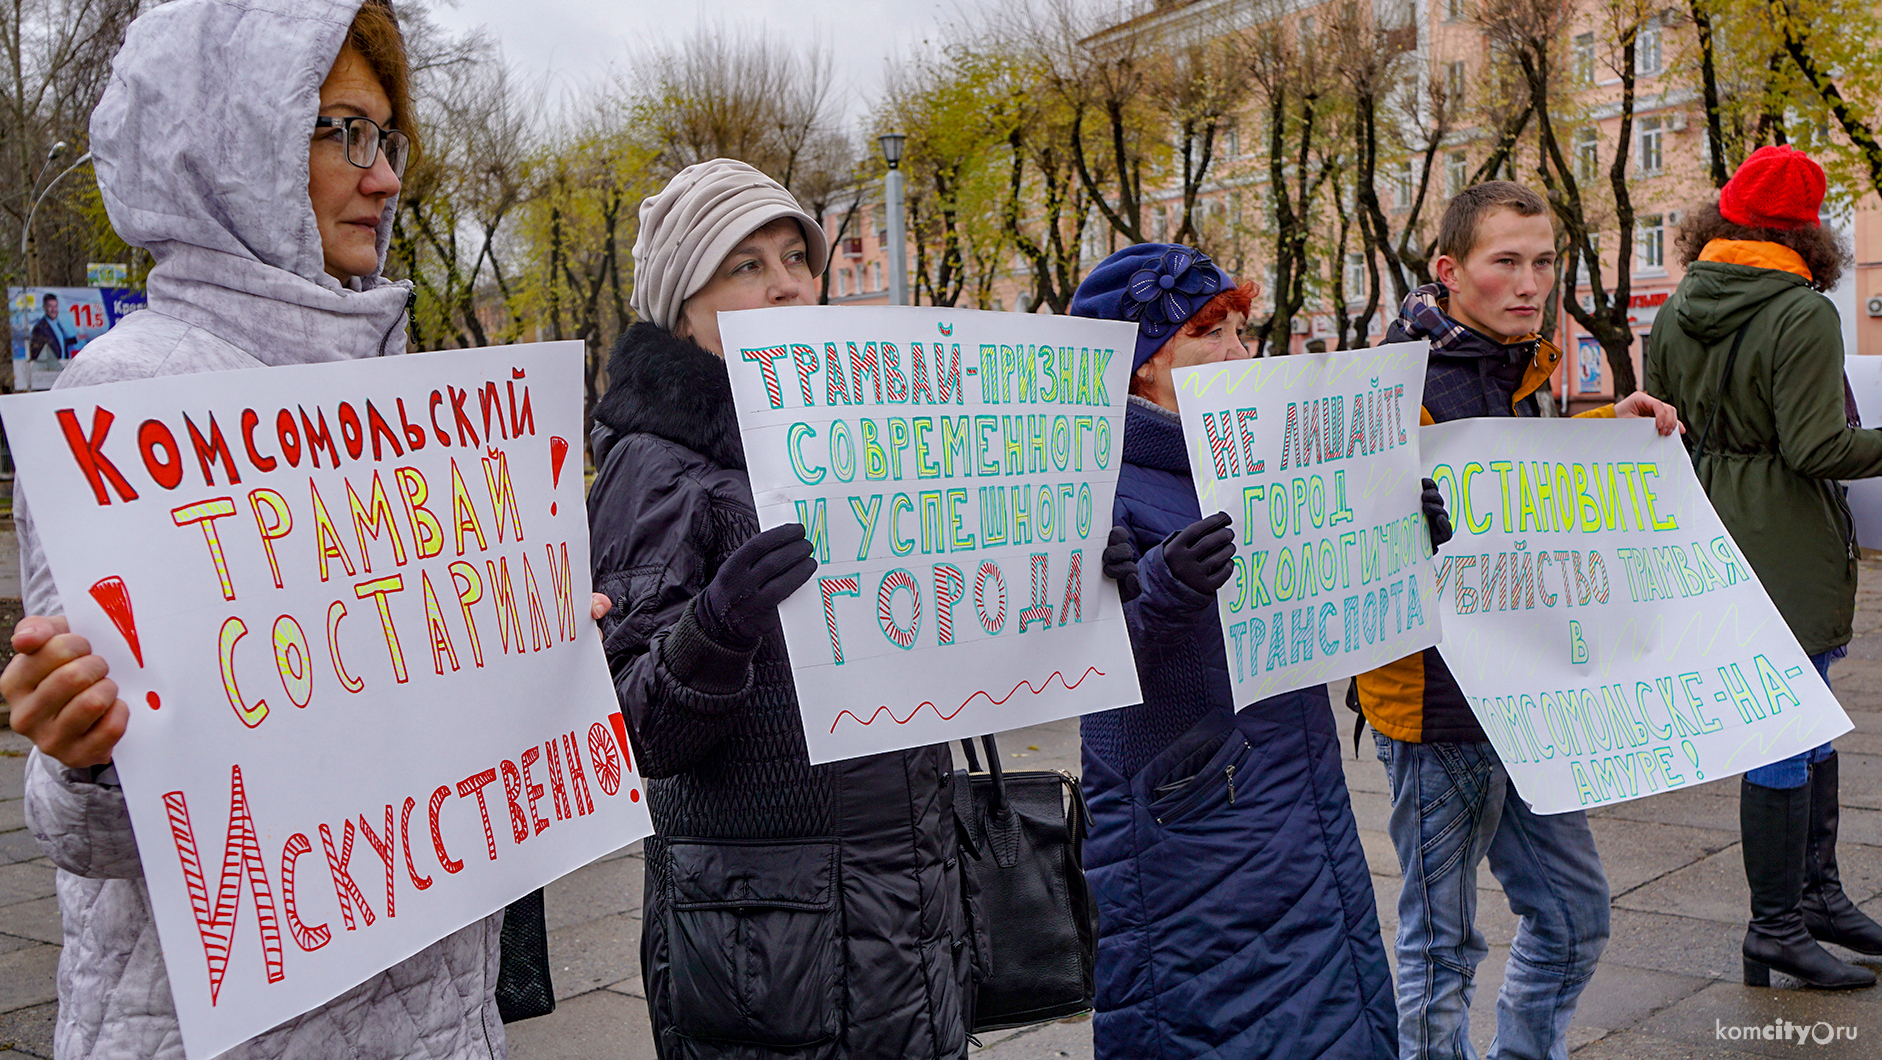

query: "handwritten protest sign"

left=719, top=306, right=1143, bottom=764
left=1173, top=342, right=1442, bottom=702
left=1841, top=355, right=1882, bottom=547
left=1, top=343, right=651, bottom=1059
left=1424, top=417, right=1852, bottom=814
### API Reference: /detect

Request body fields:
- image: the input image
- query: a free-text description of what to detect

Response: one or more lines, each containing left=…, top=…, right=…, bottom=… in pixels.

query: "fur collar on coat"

left=592, top=322, right=747, bottom=471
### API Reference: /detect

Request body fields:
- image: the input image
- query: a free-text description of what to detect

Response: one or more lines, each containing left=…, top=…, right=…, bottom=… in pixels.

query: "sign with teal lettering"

left=1174, top=342, right=1442, bottom=704
left=719, top=306, right=1143, bottom=764
left=1424, top=418, right=1852, bottom=813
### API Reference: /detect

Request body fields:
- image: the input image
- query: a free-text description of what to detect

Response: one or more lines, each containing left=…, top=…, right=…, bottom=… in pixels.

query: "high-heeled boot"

left=1802, top=753, right=1882, bottom=954
left=1741, top=777, right=1875, bottom=988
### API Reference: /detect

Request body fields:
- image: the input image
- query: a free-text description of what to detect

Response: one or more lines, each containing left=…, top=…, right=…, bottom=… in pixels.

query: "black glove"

left=1163, top=511, right=1235, bottom=596
left=696, top=524, right=818, bottom=647
left=1422, top=477, right=1454, bottom=550
left=1102, top=525, right=1141, bottom=603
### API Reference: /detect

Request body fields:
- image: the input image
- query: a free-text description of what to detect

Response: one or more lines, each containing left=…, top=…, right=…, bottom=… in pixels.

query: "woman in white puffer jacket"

left=2, top=2, right=510, bottom=1057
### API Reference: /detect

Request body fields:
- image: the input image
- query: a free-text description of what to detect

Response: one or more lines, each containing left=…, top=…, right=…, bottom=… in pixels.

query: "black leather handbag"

left=954, top=734, right=1098, bottom=1033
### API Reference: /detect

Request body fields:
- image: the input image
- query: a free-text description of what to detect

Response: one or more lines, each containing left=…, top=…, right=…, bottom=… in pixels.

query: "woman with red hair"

left=1068, top=245, right=1396, bottom=1059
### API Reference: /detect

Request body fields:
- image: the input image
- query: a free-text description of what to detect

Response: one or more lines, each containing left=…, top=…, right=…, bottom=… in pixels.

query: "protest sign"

left=1424, top=417, right=1852, bottom=814
left=1, top=342, right=651, bottom=1060
left=1173, top=342, right=1442, bottom=703
left=718, top=305, right=1143, bottom=764
left=1841, top=355, right=1882, bottom=547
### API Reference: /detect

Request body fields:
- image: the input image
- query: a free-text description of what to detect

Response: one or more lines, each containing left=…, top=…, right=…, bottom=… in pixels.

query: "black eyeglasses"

left=313, top=116, right=410, bottom=177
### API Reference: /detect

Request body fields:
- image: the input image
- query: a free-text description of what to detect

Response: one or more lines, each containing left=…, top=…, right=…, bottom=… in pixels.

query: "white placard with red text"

left=1, top=343, right=651, bottom=1060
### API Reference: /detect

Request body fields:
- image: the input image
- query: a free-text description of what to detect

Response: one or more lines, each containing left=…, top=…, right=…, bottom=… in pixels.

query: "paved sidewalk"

left=8, top=561, right=1882, bottom=1057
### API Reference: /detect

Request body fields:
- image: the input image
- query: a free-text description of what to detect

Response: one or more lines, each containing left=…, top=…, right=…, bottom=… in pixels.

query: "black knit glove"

left=696, top=524, right=818, bottom=648
left=1422, top=478, right=1454, bottom=550
left=1102, top=526, right=1141, bottom=604
left=1163, top=511, right=1235, bottom=596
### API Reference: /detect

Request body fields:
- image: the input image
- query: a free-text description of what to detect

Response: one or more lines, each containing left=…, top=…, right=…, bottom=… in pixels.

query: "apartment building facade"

left=1079, top=0, right=1882, bottom=402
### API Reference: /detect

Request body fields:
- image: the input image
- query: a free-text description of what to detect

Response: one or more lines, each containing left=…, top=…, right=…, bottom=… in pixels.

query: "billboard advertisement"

left=8, top=285, right=147, bottom=391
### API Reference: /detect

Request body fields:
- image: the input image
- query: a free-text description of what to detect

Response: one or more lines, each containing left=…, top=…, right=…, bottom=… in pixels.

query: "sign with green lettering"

left=1425, top=418, right=1852, bottom=813
left=719, top=306, right=1143, bottom=763
left=1174, top=342, right=1443, bottom=706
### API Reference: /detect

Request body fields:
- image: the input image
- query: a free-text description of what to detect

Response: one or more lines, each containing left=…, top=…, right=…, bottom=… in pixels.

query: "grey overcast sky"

left=427, top=0, right=967, bottom=126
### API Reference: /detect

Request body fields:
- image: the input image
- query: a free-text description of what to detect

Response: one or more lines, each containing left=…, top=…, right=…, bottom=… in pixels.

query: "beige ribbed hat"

left=630, top=158, right=830, bottom=331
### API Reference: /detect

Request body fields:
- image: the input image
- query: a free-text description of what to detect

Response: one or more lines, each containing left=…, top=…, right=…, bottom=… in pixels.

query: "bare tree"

left=393, top=48, right=543, bottom=349
left=2, top=0, right=144, bottom=288
left=631, top=23, right=839, bottom=193
left=1245, top=15, right=1339, bottom=355
left=1482, top=0, right=1648, bottom=395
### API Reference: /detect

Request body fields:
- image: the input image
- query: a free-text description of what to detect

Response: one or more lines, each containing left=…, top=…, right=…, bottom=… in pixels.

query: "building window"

left=1573, top=32, right=1595, bottom=84
left=1394, top=160, right=1414, bottom=208
left=1446, top=0, right=1464, bottom=21
left=1575, top=128, right=1599, bottom=185
left=1637, top=214, right=1665, bottom=271
left=1636, top=19, right=1662, bottom=76
left=1344, top=253, right=1367, bottom=300
left=873, top=261, right=883, bottom=290
left=1221, top=123, right=1240, bottom=159
left=1638, top=117, right=1663, bottom=175
left=1446, top=151, right=1469, bottom=196
left=1445, top=61, right=1467, bottom=108
left=1299, top=15, right=1314, bottom=49
left=835, top=269, right=847, bottom=297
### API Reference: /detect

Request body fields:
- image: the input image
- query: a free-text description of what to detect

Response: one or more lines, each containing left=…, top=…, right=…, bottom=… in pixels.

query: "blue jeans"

left=1743, top=648, right=1842, bottom=789
left=1373, top=734, right=1610, bottom=1060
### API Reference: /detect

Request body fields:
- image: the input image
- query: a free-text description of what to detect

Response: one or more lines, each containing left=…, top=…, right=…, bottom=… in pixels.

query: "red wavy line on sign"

left=830, top=667, right=1105, bottom=733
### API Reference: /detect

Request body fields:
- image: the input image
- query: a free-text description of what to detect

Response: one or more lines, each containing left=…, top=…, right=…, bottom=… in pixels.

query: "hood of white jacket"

left=89, top=0, right=411, bottom=365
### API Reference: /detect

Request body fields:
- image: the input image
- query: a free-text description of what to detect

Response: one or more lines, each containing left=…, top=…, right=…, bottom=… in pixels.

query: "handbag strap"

left=956, top=734, right=1009, bottom=816
left=1690, top=319, right=1753, bottom=467
left=981, top=734, right=1009, bottom=819
left=959, top=738, right=981, bottom=773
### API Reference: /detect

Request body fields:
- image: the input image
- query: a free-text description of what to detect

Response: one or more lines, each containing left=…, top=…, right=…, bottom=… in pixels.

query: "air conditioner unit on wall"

left=1666, top=113, right=1688, bottom=133
left=1866, top=295, right=1882, bottom=318
left=1291, top=317, right=1311, bottom=334
left=1667, top=209, right=1684, bottom=226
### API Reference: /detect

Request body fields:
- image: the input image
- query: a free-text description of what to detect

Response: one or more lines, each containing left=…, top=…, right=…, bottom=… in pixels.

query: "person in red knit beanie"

left=1719, top=144, right=1829, bottom=230
left=1646, top=146, right=1875, bottom=991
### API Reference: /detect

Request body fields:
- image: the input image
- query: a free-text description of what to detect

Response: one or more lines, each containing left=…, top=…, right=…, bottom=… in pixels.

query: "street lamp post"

left=20, top=146, right=93, bottom=286
left=878, top=132, right=908, bottom=307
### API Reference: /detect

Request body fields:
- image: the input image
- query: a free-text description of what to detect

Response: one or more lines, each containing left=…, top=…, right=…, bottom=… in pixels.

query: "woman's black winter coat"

left=588, top=323, right=975, bottom=1060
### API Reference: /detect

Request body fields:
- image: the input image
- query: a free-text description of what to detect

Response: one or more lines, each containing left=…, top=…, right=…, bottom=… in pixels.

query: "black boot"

left=1802, top=753, right=1882, bottom=954
left=1741, top=777, right=1875, bottom=989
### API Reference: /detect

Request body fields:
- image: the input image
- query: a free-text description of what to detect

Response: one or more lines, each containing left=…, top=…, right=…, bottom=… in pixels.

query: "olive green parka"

left=1644, top=248, right=1882, bottom=654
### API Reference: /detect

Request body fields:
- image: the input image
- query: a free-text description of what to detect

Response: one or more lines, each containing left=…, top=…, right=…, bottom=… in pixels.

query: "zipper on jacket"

left=379, top=290, right=415, bottom=357
left=1225, top=763, right=1236, bottom=806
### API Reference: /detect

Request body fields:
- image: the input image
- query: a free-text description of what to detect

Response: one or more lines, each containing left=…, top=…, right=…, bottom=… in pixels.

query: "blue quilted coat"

left=1079, top=397, right=1396, bottom=1059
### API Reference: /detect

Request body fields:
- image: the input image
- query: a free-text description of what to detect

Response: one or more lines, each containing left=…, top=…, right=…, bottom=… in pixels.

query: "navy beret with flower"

left=1068, top=243, right=1233, bottom=370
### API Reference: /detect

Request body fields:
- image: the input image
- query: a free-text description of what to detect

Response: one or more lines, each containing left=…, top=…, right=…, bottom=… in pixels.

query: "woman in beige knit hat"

left=587, top=158, right=977, bottom=1059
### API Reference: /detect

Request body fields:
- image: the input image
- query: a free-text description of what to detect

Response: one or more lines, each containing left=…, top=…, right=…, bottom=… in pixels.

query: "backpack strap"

left=1690, top=319, right=1754, bottom=467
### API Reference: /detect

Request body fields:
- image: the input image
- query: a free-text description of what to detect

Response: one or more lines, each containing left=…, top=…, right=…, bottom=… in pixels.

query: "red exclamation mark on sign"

left=608, top=711, right=640, bottom=803
left=549, top=436, right=569, bottom=516
left=90, top=576, right=159, bottom=710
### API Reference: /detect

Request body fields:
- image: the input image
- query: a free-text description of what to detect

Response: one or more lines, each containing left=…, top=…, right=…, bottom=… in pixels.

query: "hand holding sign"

left=3, top=615, right=127, bottom=768
left=697, top=523, right=818, bottom=647
left=1164, top=512, right=1236, bottom=595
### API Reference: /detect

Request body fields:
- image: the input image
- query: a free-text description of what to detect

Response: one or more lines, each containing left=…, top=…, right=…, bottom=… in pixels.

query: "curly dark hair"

left=1673, top=201, right=1850, bottom=291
